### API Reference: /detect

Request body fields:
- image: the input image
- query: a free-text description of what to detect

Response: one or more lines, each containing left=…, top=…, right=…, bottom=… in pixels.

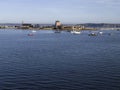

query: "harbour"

left=0, top=29, right=120, bottom=89
left=0, top=0, right=120, bottom=89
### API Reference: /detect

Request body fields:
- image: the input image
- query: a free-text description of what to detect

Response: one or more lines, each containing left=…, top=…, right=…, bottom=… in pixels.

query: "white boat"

left=71, top=26, right=81, bottom=34
left=32, top=30, right=37, bottom=33
left=71, top=31, right=81, bottom=34
left=99, top=31, right=103, bottom=35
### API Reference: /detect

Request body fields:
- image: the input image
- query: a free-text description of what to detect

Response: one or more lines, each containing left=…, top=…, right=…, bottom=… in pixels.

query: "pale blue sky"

left=0, top=0, right=120, bottom=24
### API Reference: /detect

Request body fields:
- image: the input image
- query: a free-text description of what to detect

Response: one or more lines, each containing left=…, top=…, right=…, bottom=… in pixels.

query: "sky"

left=0, top=0, right=120, bottom=24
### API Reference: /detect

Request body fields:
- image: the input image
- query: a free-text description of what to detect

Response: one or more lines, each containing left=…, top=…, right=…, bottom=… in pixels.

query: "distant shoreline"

left=0, top=28, right=120, bottom=31
left=0, top=23, right=120, bottom=31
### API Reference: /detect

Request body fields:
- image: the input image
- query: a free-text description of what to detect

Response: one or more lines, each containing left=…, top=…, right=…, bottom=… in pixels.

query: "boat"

left=99, top=31, right=103, bottom=35
left=71, top=31, right=81, bottom=34
left=71, top=26, right=81, bottom=34
left=32, top=30, right=37, bottom=33
left=88, top=33, right=97, bottom=36
left=28, top=33, right=33, bottom=36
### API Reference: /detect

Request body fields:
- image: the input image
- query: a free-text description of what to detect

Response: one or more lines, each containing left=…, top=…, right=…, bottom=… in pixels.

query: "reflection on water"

left=0, top=29, right=120, bottom=90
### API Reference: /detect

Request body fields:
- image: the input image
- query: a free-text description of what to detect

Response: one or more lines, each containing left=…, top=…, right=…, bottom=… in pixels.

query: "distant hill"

left=78, top=23, right=120, bottom=28
left=0, top=23, right=21, bottom=26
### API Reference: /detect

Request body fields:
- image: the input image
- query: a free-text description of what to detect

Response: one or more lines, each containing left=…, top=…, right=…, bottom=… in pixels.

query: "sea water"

left=0, top=29, right=120, bottom=90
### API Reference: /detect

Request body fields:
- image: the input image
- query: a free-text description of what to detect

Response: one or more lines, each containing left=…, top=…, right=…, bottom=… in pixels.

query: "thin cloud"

left=95, top=0, right=120, bottom=5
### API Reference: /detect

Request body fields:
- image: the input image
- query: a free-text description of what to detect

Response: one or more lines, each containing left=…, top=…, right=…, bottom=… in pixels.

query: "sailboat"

left=71, top=26, right=81, bottom=34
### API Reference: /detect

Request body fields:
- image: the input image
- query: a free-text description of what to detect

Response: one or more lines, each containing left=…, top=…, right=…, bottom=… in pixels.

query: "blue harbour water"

left=0, top=29, right=120, bottom=90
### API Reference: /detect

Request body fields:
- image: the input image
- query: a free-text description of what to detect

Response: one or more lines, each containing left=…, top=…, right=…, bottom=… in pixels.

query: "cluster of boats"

left=54, top=30, right=81, bottom=35
left=54, top=26, right=103, bottom=35
left=27, top=30, right=116, bottom=37
left=88, top=31, right=103, bottom=36
left=54, top=30, right=104, bottom=36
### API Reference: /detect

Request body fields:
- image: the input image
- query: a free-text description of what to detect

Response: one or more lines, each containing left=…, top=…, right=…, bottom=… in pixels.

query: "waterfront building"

left=61, top=25, right=84, bottom=31
left=21, top=23, right=33, bottom=29
left=33, top=24, right=40, bottom=28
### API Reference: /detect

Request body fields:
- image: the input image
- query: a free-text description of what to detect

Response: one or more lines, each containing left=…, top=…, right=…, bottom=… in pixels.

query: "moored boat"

left=32, top=30, right=37, bottom=33
left=71, top=26, right=81, bottom=35
left=28, top=33, right=33, bottom=36
left=88, top=33, right=97, bottom=36
left=71, top=31, right=81, bottom=34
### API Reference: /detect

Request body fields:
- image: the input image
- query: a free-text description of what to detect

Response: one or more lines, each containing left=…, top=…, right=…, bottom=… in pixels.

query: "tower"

left=55, top=20, right=61, bottom=29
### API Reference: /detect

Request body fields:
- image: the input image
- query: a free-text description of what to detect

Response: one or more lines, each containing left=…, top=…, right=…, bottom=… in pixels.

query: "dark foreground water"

left=0, top=29, right=120, bottom=90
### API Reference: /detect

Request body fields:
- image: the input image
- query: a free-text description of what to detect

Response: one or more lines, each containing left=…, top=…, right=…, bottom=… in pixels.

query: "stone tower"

left=55, top=20, right=61, bottom=29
